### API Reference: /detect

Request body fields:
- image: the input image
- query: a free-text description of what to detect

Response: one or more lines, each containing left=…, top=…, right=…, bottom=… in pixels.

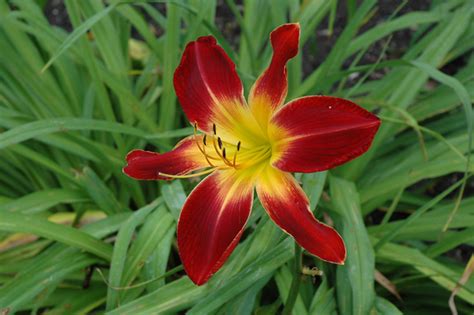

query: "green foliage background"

left=0, top=0, right=473, bottom=314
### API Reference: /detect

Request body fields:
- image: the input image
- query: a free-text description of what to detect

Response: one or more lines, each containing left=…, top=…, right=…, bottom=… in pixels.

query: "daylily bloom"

left=124, top=23, right=380, bottom=285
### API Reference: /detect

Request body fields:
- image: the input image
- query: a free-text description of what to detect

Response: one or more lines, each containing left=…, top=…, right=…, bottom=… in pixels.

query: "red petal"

left=256, top=167, right=346, bottom=264
left=174, top=36, right=246, bottom=133
left=249, top=24, right=300, bottom=122
left=123, top=136, right=207, bottom=180
left=270, top=96, right=380, bottom=173
left=177, top=170, right=254, bottom=285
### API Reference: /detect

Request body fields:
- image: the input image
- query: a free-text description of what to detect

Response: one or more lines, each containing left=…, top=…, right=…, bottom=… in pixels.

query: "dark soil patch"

left=44, top=1, right=433, bottom=73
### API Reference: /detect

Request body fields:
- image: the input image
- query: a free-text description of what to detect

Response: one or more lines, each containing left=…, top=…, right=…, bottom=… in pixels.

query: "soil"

left=44, top=1, right=433, bottom=72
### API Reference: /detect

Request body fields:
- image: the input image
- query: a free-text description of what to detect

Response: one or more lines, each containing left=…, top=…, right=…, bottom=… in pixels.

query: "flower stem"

left=282, top=242, right=302, bottom=315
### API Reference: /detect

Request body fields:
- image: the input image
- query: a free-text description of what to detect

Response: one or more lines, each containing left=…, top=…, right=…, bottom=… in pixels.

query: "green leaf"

left=275, top=265, right=308, bottom=315
left=161, top=180, right=187, bottom=221
left=77, top=167, right=129, bottom=215
left=105, top=277, right=210, bottom=315
left=106, top=199, right=161, bottom=310
left=187, top=239, right=293, bottom=314
left=301, top=171, right=327, bottom=211
left=41, top=2, right=119, bottom=72
left=118, top=206, right=175, bottom=303
left=375, top=239, right=474, bottom=303
left=0, top=189, right=88, bottom=214
left=330, top=176, right=375, bottom=315
left=0, top=211, right=113, bottom=261
left=0, top=118, right=144, bottom=150
left=0, top=213, right=131, bottom=311
left=374, top=296, right=403, bottom=315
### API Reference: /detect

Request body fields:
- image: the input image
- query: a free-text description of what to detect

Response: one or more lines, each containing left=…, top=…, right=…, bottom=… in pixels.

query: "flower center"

left=193, top=122, right=242, bottom=169
left=158, top=122, right=272, bottom=180
left=195, top=122, right=272, bottom=170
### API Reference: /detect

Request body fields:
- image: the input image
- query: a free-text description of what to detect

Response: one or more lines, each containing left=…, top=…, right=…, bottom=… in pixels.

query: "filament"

left=233, top=141, right=241, bottom=167
left=212, top=135, right=234, bottom=167
left=158, top=168, right=216, bottom=179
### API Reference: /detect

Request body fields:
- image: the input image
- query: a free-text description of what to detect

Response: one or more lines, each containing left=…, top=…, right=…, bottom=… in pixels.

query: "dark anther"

left=203, top=135, right=207, bottom=146
left=222, top=148, right=226, bottom=159
left=218, top=137, right=222, bottom=149
left=237, top=141, right=241, bottom=151
left=194, top=122, right=197, bottom=131
left=213, top=123, right=216, bottom=135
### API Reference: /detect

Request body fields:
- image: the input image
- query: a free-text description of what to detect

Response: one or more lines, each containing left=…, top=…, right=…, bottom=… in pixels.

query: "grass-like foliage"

left=0, top=0, right=473, bottom=314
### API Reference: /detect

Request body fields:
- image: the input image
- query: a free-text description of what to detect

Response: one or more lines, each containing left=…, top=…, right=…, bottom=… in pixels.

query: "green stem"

left=282, top=242, right=302, bottom=315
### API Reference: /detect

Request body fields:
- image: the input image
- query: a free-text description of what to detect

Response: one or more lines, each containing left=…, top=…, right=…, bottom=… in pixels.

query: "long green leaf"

left=0, top=211, right=113, bottom=261
left=330, top=176, right=375, bottom=315
left=41, top=2, right=119, bottom=72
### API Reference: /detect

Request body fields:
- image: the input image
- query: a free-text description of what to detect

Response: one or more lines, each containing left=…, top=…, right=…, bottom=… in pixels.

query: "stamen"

left=158, top=168, right=216, bottom=179
left=212, top=135, right=233, bottom=167
left=193, top=122, right=218, bottom=167
left=195, top=122, right=242, bottom=170
left=233, top=141, right=240, bottom=167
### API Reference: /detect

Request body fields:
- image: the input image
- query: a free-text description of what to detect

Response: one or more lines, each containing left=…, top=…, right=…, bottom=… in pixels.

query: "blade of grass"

left=41, top=2, right=119, bottom=72
left=0, top=189, right=88, bottom=214
left=77, top=167, right=129, bottom=215
left=106, top=199, right=160, bottom=310
left=373, top=177, right=467, bottom=251
left=330, top=176, right=375, bottom=315
left=158, top=2, right=180, bottom=133
left=409, top=61, right=473, bottom=231
left=0, top=211, right=113, bottom=261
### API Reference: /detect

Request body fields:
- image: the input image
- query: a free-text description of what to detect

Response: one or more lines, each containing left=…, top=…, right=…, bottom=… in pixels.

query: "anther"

left=203, top=135, right=207, bottom=146
left=212, top=123, right=216, bottom=135
left=210, top=133, right=233, bottom=167
left=194, top=122, right=197, bottom=131
left=222, top=148, right=226, bottom=159
left=232, top=141, right=241, bottom=167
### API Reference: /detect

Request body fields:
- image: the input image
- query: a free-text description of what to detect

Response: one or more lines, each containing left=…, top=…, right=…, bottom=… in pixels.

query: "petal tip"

left=273, top=22, right=300, bottom=34
left=180, top=257, right=214, bottom=286
left=196, top=35, right=217, bottom=45
left=316, top=250, right=346, bottom=265
left=187, top=273, right=210, bottom=286
left=125, top=149, right=145, bottom=162
left=270, top=23, right=300, bottom=60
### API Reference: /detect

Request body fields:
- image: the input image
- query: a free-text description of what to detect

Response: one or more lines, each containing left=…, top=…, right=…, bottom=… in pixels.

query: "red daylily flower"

left=124, top=23, right=380, bottom=285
